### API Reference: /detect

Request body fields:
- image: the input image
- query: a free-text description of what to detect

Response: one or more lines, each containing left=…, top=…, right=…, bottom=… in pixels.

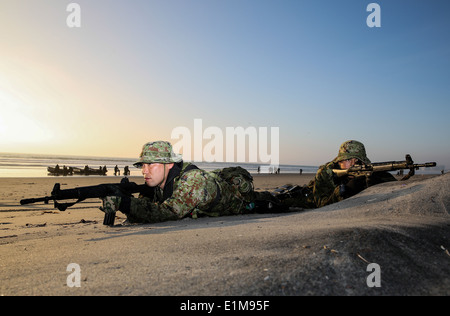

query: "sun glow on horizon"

left=0, top=88, right=58, bottom=148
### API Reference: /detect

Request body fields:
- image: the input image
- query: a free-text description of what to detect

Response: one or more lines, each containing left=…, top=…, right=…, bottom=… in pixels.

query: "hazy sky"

left=1, top=0, right=449, bottom=167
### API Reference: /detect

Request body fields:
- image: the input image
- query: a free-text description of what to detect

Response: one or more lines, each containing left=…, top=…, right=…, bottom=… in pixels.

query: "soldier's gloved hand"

left=99, top=196, right=121, bottom=226
left=99, top=195, right=131, bottom=215
left=99, top=196, right=122, bottom=214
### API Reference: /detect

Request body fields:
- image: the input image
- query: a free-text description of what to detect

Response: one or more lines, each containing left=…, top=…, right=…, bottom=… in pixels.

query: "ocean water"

left=0, top=152, right=318, bottom=178
left=1, top=152, right=441, bottom=178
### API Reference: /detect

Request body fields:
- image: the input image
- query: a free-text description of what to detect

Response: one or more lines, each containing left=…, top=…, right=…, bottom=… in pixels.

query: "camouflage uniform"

left=102, top=141, right=253, bottom=224
left=285, top=140, right=397, bottom=209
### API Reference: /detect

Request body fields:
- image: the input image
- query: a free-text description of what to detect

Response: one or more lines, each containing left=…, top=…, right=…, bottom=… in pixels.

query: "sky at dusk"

left=1, top=0, right=449, bottom=167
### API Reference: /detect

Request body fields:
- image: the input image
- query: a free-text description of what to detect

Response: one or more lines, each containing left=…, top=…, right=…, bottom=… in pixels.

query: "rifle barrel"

left=20, top=197, right=52, bottom=205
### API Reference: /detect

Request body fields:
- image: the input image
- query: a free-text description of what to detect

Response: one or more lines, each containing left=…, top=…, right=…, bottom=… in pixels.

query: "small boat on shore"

left=48, top=165, right=107, bottom=176
left=72, top=166, right=107, bottom=176
left=47, top=166, right=74, bottom=176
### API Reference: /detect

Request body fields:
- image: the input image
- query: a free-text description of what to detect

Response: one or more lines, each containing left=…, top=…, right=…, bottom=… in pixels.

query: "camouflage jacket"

left=124, top=162, right=248, bottom=223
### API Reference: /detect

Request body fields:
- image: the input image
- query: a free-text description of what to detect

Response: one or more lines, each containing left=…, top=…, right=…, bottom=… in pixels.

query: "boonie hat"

left=332, top=140, right=371, bottom=165
left=133, top=141, right=183, bottom=167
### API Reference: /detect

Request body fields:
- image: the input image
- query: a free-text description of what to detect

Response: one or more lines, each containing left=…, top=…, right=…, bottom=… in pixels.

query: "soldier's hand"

left=99, top=196, right=122, bottom=213
left=99, top=196, right=122, bottom=226
left=99, top=195, right=131, bottom=215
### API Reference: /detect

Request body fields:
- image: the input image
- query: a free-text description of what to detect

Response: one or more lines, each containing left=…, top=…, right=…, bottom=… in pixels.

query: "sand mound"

left=319, top=173, right=450, bottom=217
left=1, top=174, right=449, bottom=296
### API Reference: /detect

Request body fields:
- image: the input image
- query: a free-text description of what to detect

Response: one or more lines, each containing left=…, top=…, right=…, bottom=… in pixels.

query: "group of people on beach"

left=114, top=165, right=130, bottom=176
left=100, top=140, right=397, bottom=225
left=50, top=164, right=131, bottom=176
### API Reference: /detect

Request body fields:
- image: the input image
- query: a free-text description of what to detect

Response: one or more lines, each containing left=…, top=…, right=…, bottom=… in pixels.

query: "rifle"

left=332, top=154, right=436, bottom=181
left=20, top=177, right=150, bottom=226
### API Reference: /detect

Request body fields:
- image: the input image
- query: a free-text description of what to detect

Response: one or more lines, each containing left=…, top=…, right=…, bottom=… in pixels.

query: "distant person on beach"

left=100, top=141, right=281, bottom=224
left=114, top=165, right=120, bottom=176
left=285, top=140, right=397, bottom=208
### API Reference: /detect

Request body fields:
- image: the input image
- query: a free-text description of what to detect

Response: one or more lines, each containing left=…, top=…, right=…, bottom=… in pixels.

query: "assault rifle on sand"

left=332, top=154, right=436, bottom=181
left=20, top=178, right=151, bottom=226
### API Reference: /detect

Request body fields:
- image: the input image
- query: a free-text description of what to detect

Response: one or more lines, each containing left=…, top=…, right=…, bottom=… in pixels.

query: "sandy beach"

left=0, top=173, right=449, bottom=296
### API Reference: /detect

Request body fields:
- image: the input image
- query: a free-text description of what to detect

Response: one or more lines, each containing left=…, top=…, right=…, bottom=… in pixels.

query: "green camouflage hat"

left=332, top=140, right=371, bottom=165
left=133, top=141, right=182, bottom=167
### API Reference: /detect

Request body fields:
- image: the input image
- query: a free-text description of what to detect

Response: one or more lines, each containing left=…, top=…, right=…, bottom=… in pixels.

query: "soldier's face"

left=338, top=158, right=357, bottom=170
left=141, top=163, right=174, bottom=188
